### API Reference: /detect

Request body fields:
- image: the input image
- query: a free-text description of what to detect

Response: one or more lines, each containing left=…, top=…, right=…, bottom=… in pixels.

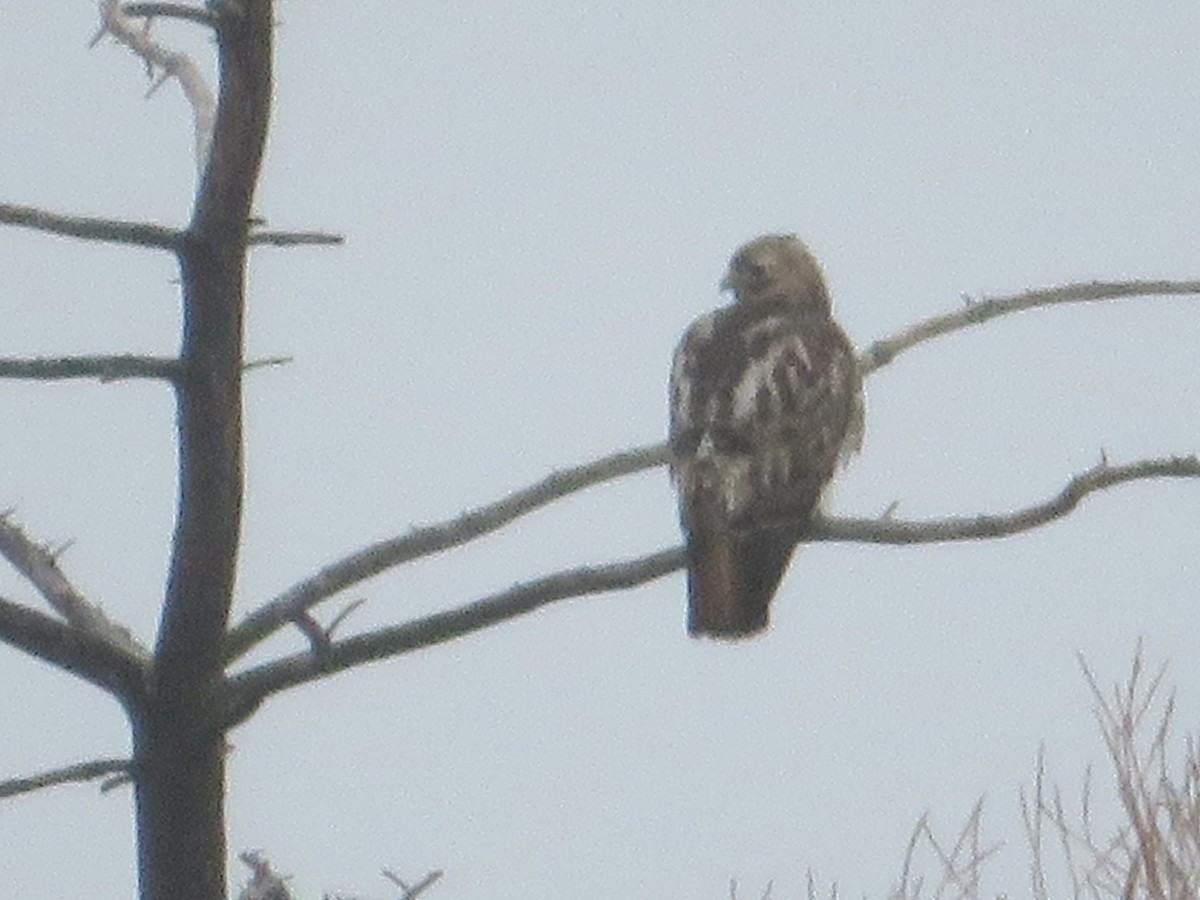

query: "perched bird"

left=668, top=234, right=864, bottom=639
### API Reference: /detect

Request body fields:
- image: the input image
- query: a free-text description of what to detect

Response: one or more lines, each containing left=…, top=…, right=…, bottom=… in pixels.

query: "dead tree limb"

left=0, top=758, right=132, bottom=800
left=0, top=203, right=183, bottom=249
left=0, top=515, right=148, bottom=659
left=223, top=454, right=1198, bottom=718
left=225, top=278, right=1200, bottom=664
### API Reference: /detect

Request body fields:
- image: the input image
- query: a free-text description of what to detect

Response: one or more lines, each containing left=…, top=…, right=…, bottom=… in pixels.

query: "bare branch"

left=223, top=548, right=681, bottom=720
left=381, top=868, right=443, bottom=900
left=97, top=0, right=216, bottom=170
left=0, top=202, right=339, bottom=251
left=815, top=456, right=1200, bottom=546
left=248, top=230, right=345, bottom=247
left=0, top=354, right=180, bottom=382
left=243, top=355, right=293, bottom=374
left=897, top=812, right=931, bottom=899
left=0, top=202, right=182, bottom=249
left=0, top=757, right=131, bottom=801
left=227, top=447, right=1195, bottom=669
left=325, top=598, right=367, bottom=638
left=228, top=276, right=1199, bottom=662
left=289, top=599, right=367, bottom=666
left=122, top=2, right=217, bottom=26
left=892, top=799, right=1002, bottom=900
left=223, top=442, right=668, bottom=662
left=0, top=355, right=290, bottom=382
left=225, top=454, right=1198, bottom=714
left=862, top=279, right=1200, bottom=375
left=0, top=514, right=149, bottom=660
left=0, top=593, right=146, bottom=699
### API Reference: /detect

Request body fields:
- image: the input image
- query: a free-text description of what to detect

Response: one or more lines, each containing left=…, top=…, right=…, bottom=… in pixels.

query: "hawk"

left=668, top=234, right=864, bottom=639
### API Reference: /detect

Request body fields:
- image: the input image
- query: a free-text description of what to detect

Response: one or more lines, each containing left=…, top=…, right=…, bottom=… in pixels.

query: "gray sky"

left=2, top=2, right=1199, bottom=897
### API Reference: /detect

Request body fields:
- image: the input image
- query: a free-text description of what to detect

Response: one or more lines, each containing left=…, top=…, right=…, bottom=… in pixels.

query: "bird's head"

left=720, top=233, right=831, bottom=312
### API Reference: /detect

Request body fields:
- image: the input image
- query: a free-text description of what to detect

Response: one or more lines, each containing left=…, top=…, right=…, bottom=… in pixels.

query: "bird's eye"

left=743, top=260, right=766, bottom=280
left=734, top=255, right=765, bottom=279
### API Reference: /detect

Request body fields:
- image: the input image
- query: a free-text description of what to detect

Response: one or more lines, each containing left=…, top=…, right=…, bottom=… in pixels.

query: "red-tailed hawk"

left=669, top=234, right=863, bottom=639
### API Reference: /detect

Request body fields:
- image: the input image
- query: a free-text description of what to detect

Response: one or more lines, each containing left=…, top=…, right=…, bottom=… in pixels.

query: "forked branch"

left=223, top=548, right=682, bottom=721
left=861, top=279, right=1200, bottom=374
left=0, top=355, right=180, bottom=382
left=95, top=0, right=216, bottom=170
left=122, top=3, right=217, bottom=27
left=227, top=278, right=1200, bottom=664
left=0, top=515, right=149, bottom=660
left=224, top=443, right=668, bottom=661
left=381, top=868, right=444, bottom=900
left=0, top=594, right=145, bottom=699
left=224, top=454, right=1198, bottom=716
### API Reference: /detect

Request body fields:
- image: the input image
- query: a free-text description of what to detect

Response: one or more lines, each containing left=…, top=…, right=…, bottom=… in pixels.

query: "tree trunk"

left=129, top=5, right=272, bottom=898
left=132, top=710, right=227, bottom=900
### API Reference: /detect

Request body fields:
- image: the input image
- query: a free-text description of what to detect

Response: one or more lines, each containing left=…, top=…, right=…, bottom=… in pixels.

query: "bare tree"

left=1, top=4, right=1197, bottom=900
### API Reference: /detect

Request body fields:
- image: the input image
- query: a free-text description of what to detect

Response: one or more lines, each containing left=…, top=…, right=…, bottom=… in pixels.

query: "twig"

left=1020, top=748, right=1049, bottom=900
left=291, top=611, right=330, bottom=657
left=122, top=2, right=217, bottom=26
left=0, top=514, right=149, bottom=660
left=289, top=600, right=368, bottom=664
left=862, top=279, right=1200, bottom=374
left=249, top=230, right=345, bottom=247
left=223, top=548, right=682, bottom=721
left=0, top=757, right=131, bottom=800
left=897, top=812, right=931, bottom=899
left=97, top=0, right=216, bottom=171
left=223, top=443, right=667, bottom=662
left=381, top=868, right=443, bottom=900
left=0, top=355, right=289, bottom=381
left=0, top=354, right=180, bottom=382
left=326, top=598, right=367, bottom=638
left=101, top=771, right=134, bottom=792
left=894, top=802, right=1002, bottom=900
left=811, top=456, right=1200, bottom=546
left=224, top=454, right=1199, bottom=714
left=0, top=202, right=182, bottom=249
left=243, top=355, right=293, bottom=373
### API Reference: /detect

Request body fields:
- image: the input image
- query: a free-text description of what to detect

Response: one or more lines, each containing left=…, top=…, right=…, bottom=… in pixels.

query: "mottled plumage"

left=669, top=234, right=863, bottom=638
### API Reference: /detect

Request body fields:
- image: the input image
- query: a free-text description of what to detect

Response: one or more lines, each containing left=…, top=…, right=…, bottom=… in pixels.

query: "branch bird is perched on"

left=668, top=234, right=864, bottom=638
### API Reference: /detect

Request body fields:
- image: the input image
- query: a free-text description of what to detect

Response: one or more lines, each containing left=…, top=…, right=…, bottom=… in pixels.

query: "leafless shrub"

left=1021, top=643, right=1200, bottom=900
left=878, top=643, right=1198, bottom=900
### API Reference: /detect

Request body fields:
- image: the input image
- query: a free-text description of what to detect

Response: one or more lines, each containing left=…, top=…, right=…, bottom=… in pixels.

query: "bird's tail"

left=686, top=529, right=797, bottom=639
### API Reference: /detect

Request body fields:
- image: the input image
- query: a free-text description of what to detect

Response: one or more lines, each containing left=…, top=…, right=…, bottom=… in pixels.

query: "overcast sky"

left=2, top=2, right=1199, bottom=898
